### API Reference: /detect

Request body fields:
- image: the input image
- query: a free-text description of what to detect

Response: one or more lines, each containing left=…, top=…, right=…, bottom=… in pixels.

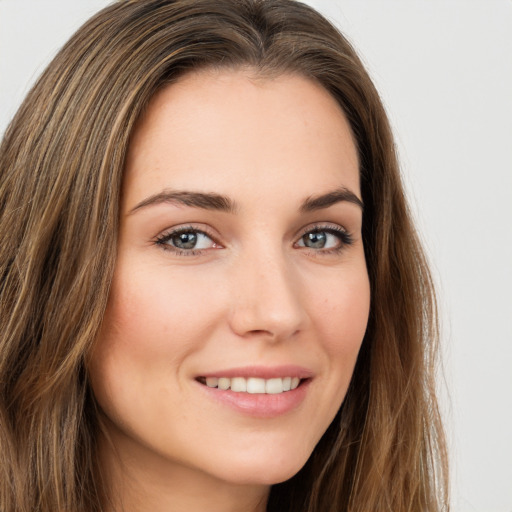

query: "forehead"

left=123, top=69, right=360, bottom=207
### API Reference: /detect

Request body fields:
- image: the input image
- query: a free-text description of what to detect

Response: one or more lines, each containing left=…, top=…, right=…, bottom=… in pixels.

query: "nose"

left=228, top=248, right=308, bottom=341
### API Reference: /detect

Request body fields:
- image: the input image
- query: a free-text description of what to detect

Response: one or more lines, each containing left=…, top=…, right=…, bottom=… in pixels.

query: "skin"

left=89, top=68, right=371, bottom=512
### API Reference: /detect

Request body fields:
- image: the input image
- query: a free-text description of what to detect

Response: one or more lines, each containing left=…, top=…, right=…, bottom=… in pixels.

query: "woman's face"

left=89, top=69, right=370, bottom=491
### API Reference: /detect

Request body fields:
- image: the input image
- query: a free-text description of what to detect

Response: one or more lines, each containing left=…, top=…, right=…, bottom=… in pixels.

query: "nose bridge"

left=229, top=242, right=307, bottom=340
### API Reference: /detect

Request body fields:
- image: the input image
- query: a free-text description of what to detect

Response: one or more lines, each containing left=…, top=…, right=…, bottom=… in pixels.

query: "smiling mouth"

left=196, top=376, right=305, bottom=394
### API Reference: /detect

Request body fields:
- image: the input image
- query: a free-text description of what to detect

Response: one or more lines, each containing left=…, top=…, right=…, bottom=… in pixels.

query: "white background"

left=1, top=1, right=511, bottom=511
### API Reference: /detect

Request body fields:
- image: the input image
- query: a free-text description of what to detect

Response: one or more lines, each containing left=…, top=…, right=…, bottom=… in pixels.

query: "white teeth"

left=206, top=377, right=218, bottom=388
left=202, top=376, right=303, bottom=394
left=265, top=378, right=283, bottom=394
left=218, top=377, right=230, bottom=390
left=230, top=377, right=247, bottom=392
left=247, top=377, right=266, bottom=394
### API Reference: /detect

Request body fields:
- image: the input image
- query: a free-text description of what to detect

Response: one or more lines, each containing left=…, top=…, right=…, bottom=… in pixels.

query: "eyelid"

left=154, top=224, right=223, bottom=255
left=153, top=222, right=354, bottom=257
left=296, top=222, right=348, bottom=237
left=294, top=223, right=354, bottom=252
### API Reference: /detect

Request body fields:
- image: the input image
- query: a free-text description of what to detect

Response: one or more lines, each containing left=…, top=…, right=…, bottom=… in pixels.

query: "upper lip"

left=197, top=365, right=314, bottom=380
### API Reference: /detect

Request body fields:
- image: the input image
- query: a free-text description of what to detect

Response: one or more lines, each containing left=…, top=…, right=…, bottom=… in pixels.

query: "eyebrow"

left=300, top=187, right=364, bottom=212
left=129, top=190, right=237, bottom=214
left=128, top=186, right=363, bottom=215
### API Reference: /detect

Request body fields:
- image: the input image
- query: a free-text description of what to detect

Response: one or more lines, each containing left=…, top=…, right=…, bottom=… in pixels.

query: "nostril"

left=247, top=329, right=275, bottom=337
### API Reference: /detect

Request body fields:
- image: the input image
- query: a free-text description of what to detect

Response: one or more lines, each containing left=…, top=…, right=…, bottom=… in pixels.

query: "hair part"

left=0, top=1, right=448, bottom=510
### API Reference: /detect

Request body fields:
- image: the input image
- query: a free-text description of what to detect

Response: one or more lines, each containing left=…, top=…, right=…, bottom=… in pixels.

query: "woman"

left=0, top=0, right=448, bottom=511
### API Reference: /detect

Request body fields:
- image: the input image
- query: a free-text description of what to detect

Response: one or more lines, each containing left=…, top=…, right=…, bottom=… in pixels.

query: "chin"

left=211, top=449, right=311, bottom=486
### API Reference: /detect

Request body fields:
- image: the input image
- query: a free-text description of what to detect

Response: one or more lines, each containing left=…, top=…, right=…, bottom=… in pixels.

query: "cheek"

left=315, top=269, right=370, bottom=355
left=88, top=264, right=221, bottom=414
left=99, top=264, right=220, bottom=359
left=308, top=265, right=370, bottom=411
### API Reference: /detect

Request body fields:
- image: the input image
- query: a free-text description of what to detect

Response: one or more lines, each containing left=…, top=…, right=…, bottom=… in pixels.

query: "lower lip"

left=197, top=379, right=311, bottom=418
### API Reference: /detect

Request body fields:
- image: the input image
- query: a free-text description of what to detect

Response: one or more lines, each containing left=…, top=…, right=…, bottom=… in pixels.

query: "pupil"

left=305, top=231, right=326, bottom=248
left=173, top=232, right=197, bottom=249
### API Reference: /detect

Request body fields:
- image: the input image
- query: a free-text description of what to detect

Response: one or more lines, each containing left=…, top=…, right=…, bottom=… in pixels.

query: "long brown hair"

left=0, top=1, right=448, bottom=510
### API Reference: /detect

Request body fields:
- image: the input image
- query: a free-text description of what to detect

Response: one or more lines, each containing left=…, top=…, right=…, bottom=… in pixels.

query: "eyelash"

left=155, top=225, right=218, bottom=257
left=296, top=224, right=354, bottom=255
left=154, top=224, right=354, bottom=256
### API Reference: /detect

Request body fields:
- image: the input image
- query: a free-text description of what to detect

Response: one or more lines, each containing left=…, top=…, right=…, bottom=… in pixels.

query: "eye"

left=155, top=227, right=219, bottom=254
left=295, top=226, right=353, bottom=252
